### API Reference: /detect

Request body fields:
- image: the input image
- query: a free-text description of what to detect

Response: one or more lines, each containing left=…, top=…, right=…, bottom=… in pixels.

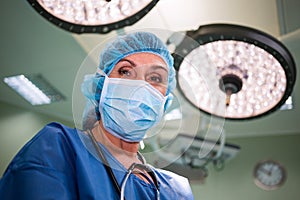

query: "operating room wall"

left=1, top=101, right=300, bottom=200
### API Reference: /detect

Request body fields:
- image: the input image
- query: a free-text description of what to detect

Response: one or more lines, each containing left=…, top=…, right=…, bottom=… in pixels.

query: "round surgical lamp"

left=26, top=0, right=159, bottom=34
left=172, top=24, right=296, bottom=120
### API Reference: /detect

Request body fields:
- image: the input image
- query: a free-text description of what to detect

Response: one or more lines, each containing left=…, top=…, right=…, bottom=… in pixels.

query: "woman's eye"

left=149, top=75, right=162, bottom=83
left=118, top=68, right=131, bottom=77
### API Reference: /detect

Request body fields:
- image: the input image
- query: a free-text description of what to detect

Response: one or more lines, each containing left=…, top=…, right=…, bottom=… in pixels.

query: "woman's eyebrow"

left=150, top=65, right=168, bottom=72
left=118, top=58, right=136, bottom=67
left=119, top=58, right=168, bottom=72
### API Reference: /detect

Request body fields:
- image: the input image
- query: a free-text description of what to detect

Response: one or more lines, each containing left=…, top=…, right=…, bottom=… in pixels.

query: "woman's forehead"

left=123, top=52, right=168, bottom=67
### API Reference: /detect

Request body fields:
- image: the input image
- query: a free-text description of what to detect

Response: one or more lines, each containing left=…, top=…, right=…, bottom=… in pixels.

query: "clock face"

left=253, top=160, right=286, bottom=190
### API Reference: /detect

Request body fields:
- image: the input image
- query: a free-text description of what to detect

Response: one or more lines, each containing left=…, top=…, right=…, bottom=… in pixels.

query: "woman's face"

left=109, top=52, right=169, bottom=95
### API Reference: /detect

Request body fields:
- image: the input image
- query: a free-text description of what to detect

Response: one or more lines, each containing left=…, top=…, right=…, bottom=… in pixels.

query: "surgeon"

left=0, top=31, right=194, bottom=199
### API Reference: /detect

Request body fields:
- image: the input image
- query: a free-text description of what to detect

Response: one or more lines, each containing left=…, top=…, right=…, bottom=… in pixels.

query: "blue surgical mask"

left=99, top=76, right=168, bottom=142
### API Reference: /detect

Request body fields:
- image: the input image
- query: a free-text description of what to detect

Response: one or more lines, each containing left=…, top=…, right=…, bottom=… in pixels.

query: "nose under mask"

left=99, top=76, right=170, bottom=142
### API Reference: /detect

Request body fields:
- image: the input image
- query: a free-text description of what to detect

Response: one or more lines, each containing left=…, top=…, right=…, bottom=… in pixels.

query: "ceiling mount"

left=171, top=23, right=297, bottom=120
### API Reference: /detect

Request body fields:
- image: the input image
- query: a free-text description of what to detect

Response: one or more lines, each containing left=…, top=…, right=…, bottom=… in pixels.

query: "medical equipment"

left=87, top=129, right=160, bottom=200
left=121, top=163, right=160, bottom=200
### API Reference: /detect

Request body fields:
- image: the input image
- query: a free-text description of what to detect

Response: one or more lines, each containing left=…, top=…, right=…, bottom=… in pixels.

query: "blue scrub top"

left=0, top=122, right=194, bottom=200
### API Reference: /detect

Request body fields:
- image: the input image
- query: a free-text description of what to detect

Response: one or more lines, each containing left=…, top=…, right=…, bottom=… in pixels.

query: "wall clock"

left=253, top=159, right=287, bottom=190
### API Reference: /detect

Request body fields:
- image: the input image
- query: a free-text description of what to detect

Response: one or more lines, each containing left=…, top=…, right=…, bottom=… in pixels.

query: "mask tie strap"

left=96, top=68, right=107, bottom=77
left=95, top=68, right=108, bottom=120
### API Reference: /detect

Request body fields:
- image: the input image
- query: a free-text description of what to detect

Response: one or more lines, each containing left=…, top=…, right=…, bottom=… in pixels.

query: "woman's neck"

left=90, top=121, right=150, bottom=182
left=91, top=121, right=140, bottom=161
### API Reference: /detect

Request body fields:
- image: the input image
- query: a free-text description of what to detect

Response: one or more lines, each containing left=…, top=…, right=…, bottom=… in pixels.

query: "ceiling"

left=0, top=0, right=300, bottom=138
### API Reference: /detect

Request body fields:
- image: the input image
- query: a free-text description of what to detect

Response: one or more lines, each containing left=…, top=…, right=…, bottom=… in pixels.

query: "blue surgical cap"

left=98, top=31, right=176, bottom=95
left=81, top=31, right=176, bottom=129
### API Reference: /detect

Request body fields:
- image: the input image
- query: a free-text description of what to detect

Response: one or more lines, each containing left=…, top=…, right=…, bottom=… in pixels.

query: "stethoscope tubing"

left=87, top=129, right=160, bottom=200
left=87, top=129, right=125, bottom=199
left=120, top=163, right=160, bottom=200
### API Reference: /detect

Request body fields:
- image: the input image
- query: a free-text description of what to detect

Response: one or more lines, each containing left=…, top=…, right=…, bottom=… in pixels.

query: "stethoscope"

left=87, top=129, right=160, bottom=200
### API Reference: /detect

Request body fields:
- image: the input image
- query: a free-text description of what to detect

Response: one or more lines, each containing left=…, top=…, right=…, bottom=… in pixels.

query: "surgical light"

left=4, top=74, right=65, bottom=105
left=172, top=24, right=296, bottom=120
left=26, top=0, right=159, bottom=34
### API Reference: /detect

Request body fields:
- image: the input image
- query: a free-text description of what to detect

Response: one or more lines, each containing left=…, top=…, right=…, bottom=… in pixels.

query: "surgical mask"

left=99, top=76, right=168, bottom=142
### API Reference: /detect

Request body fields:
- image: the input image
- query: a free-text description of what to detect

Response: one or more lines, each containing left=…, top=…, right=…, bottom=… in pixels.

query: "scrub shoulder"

left=0, top=122, right=80, bottom=199
left=6, top=122, right=77, bottom=172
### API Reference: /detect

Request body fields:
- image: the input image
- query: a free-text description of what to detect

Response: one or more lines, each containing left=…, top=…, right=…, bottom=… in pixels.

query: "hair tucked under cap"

left=81, top=31, right=176, bottom=130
